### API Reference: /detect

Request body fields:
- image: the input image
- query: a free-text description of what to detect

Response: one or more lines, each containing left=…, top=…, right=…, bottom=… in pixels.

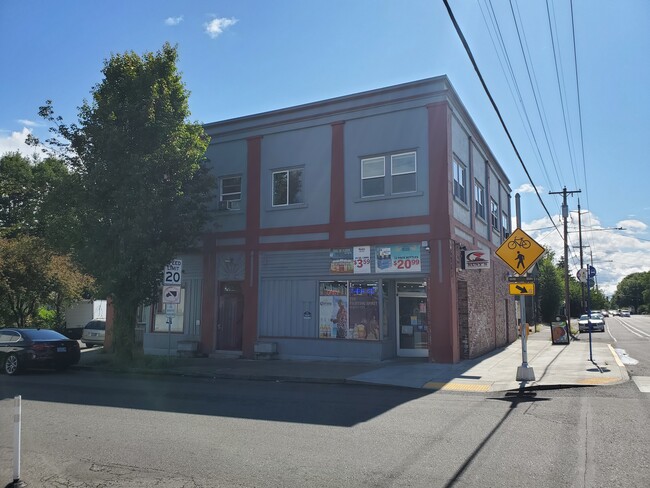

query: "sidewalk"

left=76, top=329, right=629, bottom=393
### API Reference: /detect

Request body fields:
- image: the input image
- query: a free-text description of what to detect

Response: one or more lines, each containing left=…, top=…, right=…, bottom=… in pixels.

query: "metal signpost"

left=496, top=195, right=546, bottom=382
left=163, top=260, right=182, bottom=359
left=578, top=265, right=597, bottom=362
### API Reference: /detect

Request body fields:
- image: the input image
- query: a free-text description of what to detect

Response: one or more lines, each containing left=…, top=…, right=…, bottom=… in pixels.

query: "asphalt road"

left=0, top=367, right=648, bottom=487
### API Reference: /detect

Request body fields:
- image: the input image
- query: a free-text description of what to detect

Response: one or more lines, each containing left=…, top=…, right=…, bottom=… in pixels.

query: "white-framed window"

left=474, top=181, right=485, bottom=220
left=361, top=157, right=385, bottom=197
left=391, top=152, right=417, bottom=194
left=501, top=211, right=509, bottom=239
left=453, top=160, right=467, bottom=203
left=490, top=198, right=499, bottom=230
left=272, top=168, right=304, bottom=206
left=219, top=175, right=241, bottom=211
left=361, top=151, right=417, bottom=198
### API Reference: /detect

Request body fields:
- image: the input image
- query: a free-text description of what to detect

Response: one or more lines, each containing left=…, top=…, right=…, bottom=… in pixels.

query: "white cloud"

left=514, top=183, right=544, bottom=194
left=0, top=127, right=43, bottom=159
left=204, top=17, right=238, bottom=38
left=164, top=16, right=183, bottom=26
left=522, top=212, right=650, bottom=297
left=17, top=119, right=40, bottom=127
left=616, top=219, right=647, bottom=234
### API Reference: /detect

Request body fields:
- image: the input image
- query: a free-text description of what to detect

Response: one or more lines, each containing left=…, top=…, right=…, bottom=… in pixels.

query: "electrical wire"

left=442, top=0, right=563, bottom=240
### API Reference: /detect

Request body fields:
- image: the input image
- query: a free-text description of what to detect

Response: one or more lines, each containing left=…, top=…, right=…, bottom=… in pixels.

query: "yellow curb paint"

left=423, top=382, right=490, bottom=392
left=607, top=344, right=625, bottom=368
left=577, top=378, right=621, bottom=385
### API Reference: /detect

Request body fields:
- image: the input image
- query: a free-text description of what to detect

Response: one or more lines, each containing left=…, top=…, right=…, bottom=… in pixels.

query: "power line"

left=442, top=0, right=562, bottom=239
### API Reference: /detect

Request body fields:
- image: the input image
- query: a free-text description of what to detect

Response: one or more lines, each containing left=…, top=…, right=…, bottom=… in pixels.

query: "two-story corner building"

left=141, top=76, right=517, bottom=363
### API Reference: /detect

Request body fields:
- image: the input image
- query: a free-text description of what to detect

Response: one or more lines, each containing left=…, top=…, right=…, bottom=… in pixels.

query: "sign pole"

left=515, top=194, right=535, bottom=382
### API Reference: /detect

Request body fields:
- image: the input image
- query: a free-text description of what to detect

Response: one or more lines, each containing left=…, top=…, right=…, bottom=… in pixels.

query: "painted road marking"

left=577, top=378, right=622, bottom=385
left=616, top=318, right=650, bottom=338
left=632, top=377, right=650, bottom=393
left=614, top=348, right=639, bottom=365
left=423, top=382, right=490, bottom=392
left=608, top=344, right=625, bottom=368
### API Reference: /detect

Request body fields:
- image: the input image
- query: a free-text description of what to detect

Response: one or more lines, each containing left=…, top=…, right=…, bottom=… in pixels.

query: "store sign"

left=330, top=248, right=354, bottom=274
left=375, top=244, right=421, bottom=273
left=464, top=250, right=490, bottom=269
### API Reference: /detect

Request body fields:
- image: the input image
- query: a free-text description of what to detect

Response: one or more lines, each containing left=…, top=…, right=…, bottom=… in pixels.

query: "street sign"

left=577, top=268, right=588, bottom=283
left=162, top=285, right=181, bottom=304
left=495, top=228, right=545, bottom=275
left=165, top=303, right=176, bottom=316
left=509, top=283, right=535, bottom=296
left=589, top=265, right=597, bottom=277
left=163, top=259, right=183, bottom=285
left=508, top=276, right=535, bottom=283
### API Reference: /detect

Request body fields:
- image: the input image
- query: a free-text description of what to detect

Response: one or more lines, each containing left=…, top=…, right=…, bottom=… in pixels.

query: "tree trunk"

left=112, top=297, right=138, bottom=361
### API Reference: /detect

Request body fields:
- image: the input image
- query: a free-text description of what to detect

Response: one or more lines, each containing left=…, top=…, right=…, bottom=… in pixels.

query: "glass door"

left=397, top=293, right=428, bottom=357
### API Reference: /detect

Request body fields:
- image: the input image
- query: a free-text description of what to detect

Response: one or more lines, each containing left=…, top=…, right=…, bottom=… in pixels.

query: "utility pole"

left=549, top=186, right=581, bottom=338
left=573, top=201, right=589, bottom=315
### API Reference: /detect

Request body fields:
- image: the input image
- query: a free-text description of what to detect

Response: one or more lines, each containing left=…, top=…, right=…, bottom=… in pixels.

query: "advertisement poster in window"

left=318, top=282, right=348, bottom=338
left=349, top=283, right=380, bottom=340
left=330, top=248, right=354, bottom=274
left=353, top=246, right=371, bottom=273
left=375, top=244, right=421, bottom=272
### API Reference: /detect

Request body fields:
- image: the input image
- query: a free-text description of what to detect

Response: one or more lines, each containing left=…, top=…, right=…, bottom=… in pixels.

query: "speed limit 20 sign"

left=163, top=259, right=183, bottom=285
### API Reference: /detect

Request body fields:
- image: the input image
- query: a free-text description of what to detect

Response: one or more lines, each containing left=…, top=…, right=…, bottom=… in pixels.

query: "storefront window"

left=319, top=281, right=380, bottom=341
left=349, top=282, right=380, bottom=340
left=319, top=281, right=348, bottom=339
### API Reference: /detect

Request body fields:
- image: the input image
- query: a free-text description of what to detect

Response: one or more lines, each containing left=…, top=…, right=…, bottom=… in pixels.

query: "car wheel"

left=4, top=354, right=20, bottom=375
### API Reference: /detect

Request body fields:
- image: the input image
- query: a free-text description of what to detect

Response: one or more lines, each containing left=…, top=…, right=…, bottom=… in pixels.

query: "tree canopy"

left=33, top=43, right=215, bottom=357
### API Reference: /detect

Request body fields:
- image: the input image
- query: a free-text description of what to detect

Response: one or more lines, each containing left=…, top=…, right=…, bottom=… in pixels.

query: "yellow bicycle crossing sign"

left=495, top=227, right=545, bottom=275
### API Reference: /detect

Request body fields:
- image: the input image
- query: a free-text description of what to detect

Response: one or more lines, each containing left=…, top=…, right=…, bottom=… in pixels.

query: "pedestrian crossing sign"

left=495, top=227, right=545, bottom=275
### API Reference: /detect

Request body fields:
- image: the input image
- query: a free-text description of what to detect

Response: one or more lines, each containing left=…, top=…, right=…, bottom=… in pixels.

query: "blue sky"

left=1, top=0, right=649, bottom=296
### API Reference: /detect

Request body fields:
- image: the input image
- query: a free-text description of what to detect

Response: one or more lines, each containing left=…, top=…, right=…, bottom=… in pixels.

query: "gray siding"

left=260, top=125, right=332, bottom=228
left=344, top=108, right=429, bottom=222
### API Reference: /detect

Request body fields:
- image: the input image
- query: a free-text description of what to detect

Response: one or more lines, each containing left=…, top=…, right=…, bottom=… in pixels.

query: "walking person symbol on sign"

left=516, top=251, right=525, bottom=270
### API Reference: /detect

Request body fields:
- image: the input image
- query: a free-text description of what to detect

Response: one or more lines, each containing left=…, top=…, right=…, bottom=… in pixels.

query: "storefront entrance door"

left=397, top=293, right=429, bottom=357
left=217, top=282, right=243, bottom=351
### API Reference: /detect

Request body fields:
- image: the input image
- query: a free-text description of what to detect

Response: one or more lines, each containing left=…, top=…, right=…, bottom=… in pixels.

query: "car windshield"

left=20, top=329, right=68, bottom=341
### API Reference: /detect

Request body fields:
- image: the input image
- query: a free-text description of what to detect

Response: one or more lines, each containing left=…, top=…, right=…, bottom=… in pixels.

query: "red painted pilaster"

left=242, top=136, right=262, bottom=358
left=330, top=122, right=346, bottom=245
left=200, top=233, right=216, bottom=354
left=427, top=102, right=460, bottom=363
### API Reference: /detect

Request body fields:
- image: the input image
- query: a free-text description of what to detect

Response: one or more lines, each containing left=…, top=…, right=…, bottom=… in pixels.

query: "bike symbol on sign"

left=508, top=237, right=531, bottom=249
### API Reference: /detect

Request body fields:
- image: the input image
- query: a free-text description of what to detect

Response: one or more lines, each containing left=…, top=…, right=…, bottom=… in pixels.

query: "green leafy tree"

left=0, top=152, right=37, bottom=237
left=536, top=251, right=563, bottom=323
left=33, top=43, right=214, bottom=358
left=613, top=272, right=650, bottom=313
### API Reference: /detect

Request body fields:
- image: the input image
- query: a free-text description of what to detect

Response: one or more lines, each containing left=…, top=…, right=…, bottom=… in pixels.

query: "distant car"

left=620, top=309, right=631, bottom=317
left=611, top=310, right=620, bottom=316
left=600, top=310, right=609, bottom=317
left=0, top=328, right=81, bottom=375
left=578, top=314, right=605, bottom=333
left=81, top=320, right=106, bottom=347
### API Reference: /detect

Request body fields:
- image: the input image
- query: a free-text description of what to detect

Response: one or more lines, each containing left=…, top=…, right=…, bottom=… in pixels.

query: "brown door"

left=217, top=282, right=244, bottom=350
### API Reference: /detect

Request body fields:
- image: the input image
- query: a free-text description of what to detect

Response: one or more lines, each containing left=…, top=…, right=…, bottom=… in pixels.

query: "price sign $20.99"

left=393, top=258, right=420, bottom=270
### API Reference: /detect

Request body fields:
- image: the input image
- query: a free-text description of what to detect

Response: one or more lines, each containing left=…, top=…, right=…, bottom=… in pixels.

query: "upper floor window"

left=272, top=168, right=304, bottom=206
left=453, top=160, right=467, bottom=203
left=391, top=152, right=416, bottom=194
left=219, top=176, right=241, bottom=211
left=501, top=212, right=510, bottom=240
left=474, top=181, right=485, bottom=220
left=490, top=198, right=499, bottom=230
left=361, top=151, right=417, bottom=198
left=361, top=157, right=385, bottom=197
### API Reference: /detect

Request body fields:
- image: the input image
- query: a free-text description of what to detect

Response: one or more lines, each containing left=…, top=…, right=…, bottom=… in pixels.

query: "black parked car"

left=0, top=328, right=81, bottom=375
